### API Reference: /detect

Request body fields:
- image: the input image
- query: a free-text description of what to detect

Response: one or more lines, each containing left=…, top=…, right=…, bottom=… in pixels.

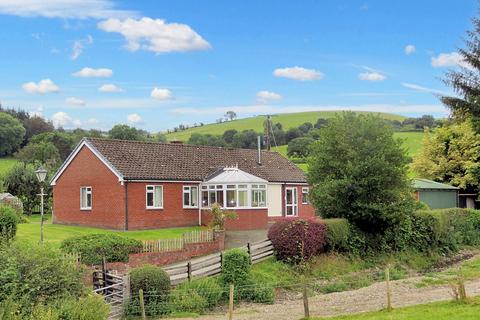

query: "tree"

left=22, top=116, right=54, bottom=143
left=224, top=111, right=237, bottom=121
left=308, top=112, right=413, bottom=232
left=298, top=122, right=313, bottom=134
left=232, top=130, right=258, bottom=149
left=440, top=17, right=480, bottom=132
left=29, top=131, right=76, bottom=160
left=222, top=129, right=238, bottom=144
left=0, top=112, right=25, bottom=156
left=15, top=141, right=61, bottom=166
left=108, top=124, right=145, bottom=141
left=285, top=127, right=302, bottom=143
left=157, top=133, right=167, bottom=143
left=412, top=120, right=480, bottom=191
left=314, top=118, right=329, bottom=129
left=287, top=137, right=314, bottom=158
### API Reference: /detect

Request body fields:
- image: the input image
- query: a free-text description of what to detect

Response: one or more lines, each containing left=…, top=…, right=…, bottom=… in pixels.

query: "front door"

left=285, top=187, right=298, bottom=216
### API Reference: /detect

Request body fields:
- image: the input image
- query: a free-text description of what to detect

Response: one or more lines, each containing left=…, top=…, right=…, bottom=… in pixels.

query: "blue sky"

left=0, top=0, right=476, bottom=131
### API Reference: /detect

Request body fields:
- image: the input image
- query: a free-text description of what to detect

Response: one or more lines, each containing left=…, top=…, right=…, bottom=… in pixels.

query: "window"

left=238, top=185, right=248, bottom=207
left=80, top=187, right=92, bottom=210
left=302, top=187, right=309, bottom=204
left=183, top=186, right=199, bottom=208
left=146, top=185, right=163, bottom=209
left=251, top=184, right=267, bottom=207
left=226, top=185, right=236, bottom=207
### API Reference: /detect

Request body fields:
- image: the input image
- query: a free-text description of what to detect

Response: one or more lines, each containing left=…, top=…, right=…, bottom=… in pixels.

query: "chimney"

left=169, top=139, right=183, bottom=144
left=257, top=135, right=262, bottom=165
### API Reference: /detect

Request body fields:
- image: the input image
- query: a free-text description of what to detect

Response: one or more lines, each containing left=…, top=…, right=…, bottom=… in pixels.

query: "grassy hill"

left=0, top=158, right=17, bottom=177
left=165, top=111, right=406, bottom=141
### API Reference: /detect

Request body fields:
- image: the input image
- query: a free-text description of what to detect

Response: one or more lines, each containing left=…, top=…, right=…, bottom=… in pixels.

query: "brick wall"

left=53, top=146, right=126, bottom=229
left=105, top=231, right=225, bottom=273
left=201, top=208, right=268, bottom=230
left=126, top=182, right=200, bottom=229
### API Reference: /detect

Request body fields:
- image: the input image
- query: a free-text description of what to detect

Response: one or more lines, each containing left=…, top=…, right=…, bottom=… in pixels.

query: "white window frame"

left=302, top=187, right=310, bottom=204
left=201, top=183, right=267, bottom=209
left=183, top=185, right=199, bottom=208
left=146, top=185, right=163, bottom=209
left=80, top=186, right=92, bottom=210
left=285, top=187, right=298, bottom=216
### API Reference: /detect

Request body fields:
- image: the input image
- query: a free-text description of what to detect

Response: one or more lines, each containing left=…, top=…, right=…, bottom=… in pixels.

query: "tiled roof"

left=85, top=138, right=307, bottom=183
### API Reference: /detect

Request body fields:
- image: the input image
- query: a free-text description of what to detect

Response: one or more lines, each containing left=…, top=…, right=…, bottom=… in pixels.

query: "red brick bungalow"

left=50, top=138, right=315, bottom=230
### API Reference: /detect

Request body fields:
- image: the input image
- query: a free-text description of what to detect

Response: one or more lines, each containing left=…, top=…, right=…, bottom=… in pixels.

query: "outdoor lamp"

left=35, top=167, right=48, bottom=183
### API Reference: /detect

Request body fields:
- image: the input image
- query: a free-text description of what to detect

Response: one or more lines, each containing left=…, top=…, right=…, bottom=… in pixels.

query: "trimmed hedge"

left=268, top=219, right=327, bottom=264
left=324, top=218, right=350, bottom=252
left=60, top=233, right=142, bottom=265
left=0, top=205, right=19, bottom=242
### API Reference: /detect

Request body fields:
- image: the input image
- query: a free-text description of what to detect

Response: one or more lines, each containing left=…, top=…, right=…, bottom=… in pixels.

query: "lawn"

left=0, top=157, right=17, bottom=177
left=313, top=298, right=480, bottom=320
left=418, top=256, right=480, bottom=287
left=17, top=214, right=203, bottom=248
left=165, top=111, right=406, bottom=141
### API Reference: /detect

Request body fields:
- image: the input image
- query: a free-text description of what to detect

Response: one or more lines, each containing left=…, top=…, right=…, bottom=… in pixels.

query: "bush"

left=60, top=233, right=142, bottom=265
left=221, top=248, right=251, bottom=287
left=324, top=218, right=350, bottom=252
left=168, top=289, right=207, bottom=315
left=0, top=242, right=84, bottom=313
left=127, top=265, right=171, bottom=317
left=56, top=294, right=110, bottom=320
left=175, top=277, right=223, bottom=310
left=0, top=205, right=19, bottom=242
left=268, top=219, right=327, bottom=264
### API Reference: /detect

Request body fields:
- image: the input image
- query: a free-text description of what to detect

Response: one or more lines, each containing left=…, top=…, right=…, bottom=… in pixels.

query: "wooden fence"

left=163, top=239, right=273, bottom=285
left=142, top=229, right=214, bottom=253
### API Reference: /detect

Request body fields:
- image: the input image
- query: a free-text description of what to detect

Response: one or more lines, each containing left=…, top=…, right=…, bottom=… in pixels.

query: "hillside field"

left=0, top=158, right=17, bottom=177
left=165, top=111, right=406, bottom=141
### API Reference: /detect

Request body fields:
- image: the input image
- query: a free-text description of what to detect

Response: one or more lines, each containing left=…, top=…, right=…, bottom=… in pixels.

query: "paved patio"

left=224, top=229, right=268, bottom=249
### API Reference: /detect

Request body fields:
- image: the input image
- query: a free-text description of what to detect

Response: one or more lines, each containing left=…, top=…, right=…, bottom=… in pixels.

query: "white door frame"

left=285, top=187, right=298, bottom=216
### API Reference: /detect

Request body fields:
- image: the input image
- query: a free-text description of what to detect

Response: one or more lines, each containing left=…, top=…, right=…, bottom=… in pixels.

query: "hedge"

left=60, top=233, right=142, bottom=265
left=0, top=205, right=19, bottom=242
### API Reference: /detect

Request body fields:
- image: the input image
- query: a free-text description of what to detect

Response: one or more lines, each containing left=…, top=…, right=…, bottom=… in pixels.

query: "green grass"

left=17, top=215, right=203, bottom=248
left=312, top=298, right=480, bottom=320
left=417, top=256, right=480, bottom=288
left=394, top=131, right=425, bottom=157
left=0, top=157, right=17, bottom=177
left=165, top=111, right=406, bottom=141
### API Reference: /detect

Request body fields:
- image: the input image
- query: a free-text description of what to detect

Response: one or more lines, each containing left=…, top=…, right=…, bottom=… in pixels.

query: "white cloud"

left=72, top=67, right=113, bottom=78
left=401, top=82, right=448, bottom=95
left=151, top=87, right=174, bottom=100
left=86, top=118, right=99, bottom=125
left=127, top=113, right=142, bottom=124
left=22, top=79, right=60, bottom=94
left=65, top=97, right=86, bottom=106
left=256, top=91, right=282, bottom=103
left=98, top=83, right=123, bottom=92
left=51, top=111, right=81, bottom=128
left=0, top=0, right=136, bottom=19
left=405, top=44, right=416, bottom=55
left=431, top=52, right=473, bottom=70
left=273, top=66, right=324, bottom=81
left=358, top=72, right=386, bottom=81
left=71, top=35, right=93, bottom=60
left=97, top=17, right=211, bottom=53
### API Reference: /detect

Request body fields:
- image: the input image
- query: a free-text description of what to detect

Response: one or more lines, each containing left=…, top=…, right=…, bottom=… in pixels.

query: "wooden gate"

left=93, top=267, right=127, bottom=319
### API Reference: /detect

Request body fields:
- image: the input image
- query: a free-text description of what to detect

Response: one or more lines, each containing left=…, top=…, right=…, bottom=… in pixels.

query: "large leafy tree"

left=108, top=124, right=145, bottom=141
left=308, top=112, right=413, bottom=232
left=441, top=17, right=480, bottom=132
left=0, top=112, right=25, bottom=156
left=412, top=120, right=480, bottom=191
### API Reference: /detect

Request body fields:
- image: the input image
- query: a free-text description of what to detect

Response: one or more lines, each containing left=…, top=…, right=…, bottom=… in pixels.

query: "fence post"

left=247, top=242, right=252, bottom=263
left=303, top=282, right=310, bottom=319
left=122, top=274, right=130, bottom=306
left=385, top=266, right=392, bottom=311
left=228, top=284, right=234, bottom=320
left=139, top=289, right=146, bottom=320
left=187, top=262, right=192, bottom=282
left=102, top=256, right=107, bottom=294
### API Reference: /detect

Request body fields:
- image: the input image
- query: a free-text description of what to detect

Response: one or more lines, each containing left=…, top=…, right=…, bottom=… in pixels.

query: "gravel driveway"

left=173, top=276, right=480, bottom=320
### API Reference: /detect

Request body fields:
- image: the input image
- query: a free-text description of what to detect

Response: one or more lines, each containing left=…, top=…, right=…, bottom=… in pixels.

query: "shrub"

left=0, top=205, right=19, bottom=242
left=323, top=218, right=350, bottom=252
left=175, top=277, right=223, bottom=310
left=168, top=289, right=207, bottom=315
left=208, top=203, right=237, bottom=230
left=60, top=233, right=142, bottom=265
left=221, top=248, right=251, bottom=287
left=0, top=242, right=84, bottom=313
left=268, top=219, right=327, bottom=264
left=127, top=265, right=171, bottom=316
left=56, top=294, right=110, bottom=320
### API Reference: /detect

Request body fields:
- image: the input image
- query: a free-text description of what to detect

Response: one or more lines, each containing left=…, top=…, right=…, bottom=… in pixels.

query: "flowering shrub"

left=268, top=218, right=327, bottom=264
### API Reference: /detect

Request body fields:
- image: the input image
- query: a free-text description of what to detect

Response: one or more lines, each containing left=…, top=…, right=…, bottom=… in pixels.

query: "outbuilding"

left=413, top=179, right=459, bottom=209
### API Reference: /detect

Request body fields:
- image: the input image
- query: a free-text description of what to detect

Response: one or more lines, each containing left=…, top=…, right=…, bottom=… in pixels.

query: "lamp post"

left=35, top=167, right=47, bottom=243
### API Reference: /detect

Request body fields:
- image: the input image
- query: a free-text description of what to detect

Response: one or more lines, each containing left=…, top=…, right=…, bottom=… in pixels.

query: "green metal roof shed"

left=413, top=179, right=459, bottom=209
